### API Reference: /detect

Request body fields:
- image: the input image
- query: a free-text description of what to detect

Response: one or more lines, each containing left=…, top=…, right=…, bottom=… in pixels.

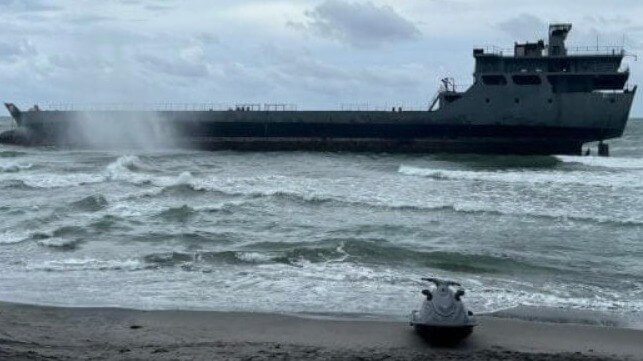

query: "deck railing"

left=565, top=46, right=625, bottom=56
left=477, top=45, right=628, bottom=57
left=32, top=103, right=430, bottom=112
left=38, top=103, right=300, bottom=112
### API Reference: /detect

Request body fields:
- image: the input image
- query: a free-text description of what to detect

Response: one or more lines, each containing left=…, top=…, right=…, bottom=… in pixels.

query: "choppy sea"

left=0, top=117, right=642, bottom=327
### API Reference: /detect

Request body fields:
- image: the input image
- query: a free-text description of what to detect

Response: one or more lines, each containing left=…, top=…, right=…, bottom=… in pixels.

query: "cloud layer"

left=0, top=0, right=642, bottom=115
left=292, top=0, right=420, bottom=48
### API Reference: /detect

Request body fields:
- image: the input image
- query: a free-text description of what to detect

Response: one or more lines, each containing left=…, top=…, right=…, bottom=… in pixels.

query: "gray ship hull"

left=4, top=87, right=635, bottom=155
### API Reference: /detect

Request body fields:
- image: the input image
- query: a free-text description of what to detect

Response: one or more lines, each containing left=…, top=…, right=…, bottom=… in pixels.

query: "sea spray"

left=64, top=111, right=180, bottom=150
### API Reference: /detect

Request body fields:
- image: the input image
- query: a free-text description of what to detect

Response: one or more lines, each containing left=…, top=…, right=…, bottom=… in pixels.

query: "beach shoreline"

left=0, top=301, right=641, bottom=360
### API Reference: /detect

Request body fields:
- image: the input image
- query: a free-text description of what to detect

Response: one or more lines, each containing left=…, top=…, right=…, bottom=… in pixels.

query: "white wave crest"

left=235, top=252, right=273, bottom=263
left=27, top=258, right=145, bottom=272
left=37, top=238, right=80, bottom=248
left=446, top=202, right=643, bottom=225
left=398, top=165, right=643, bottom=188
left=106, top=155, right=143, bottom=179
left=0, top=162, right=33, bottom=173
left=557, top=155, right=643, bottom=170
left=110, top=155, right=143, bottom=171
left=0, top=230, right=28, bottom=244
left=175, top=171, right=194, bottom=185
left=3, top=156, right=185, bottom=189
left=20, top=173, right=105, bottom=189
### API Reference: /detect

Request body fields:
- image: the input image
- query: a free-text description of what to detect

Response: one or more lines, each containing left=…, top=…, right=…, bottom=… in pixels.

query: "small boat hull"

left=413, top=324, right=475, bottom=343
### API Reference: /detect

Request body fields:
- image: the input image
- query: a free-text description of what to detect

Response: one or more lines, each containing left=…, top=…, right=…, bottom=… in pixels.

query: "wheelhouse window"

left=512, top=75, right=542, bottom=85
left=481, top=75, right=507, bottom=86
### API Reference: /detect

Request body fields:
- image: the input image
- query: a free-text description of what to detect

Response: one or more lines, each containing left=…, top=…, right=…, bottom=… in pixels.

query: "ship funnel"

left=549, top=24, right=572, bottom=56
left=4, top=103, right=22, bottom=126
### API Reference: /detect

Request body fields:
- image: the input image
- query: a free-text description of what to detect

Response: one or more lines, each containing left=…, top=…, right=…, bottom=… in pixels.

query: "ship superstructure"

left=2, top=24, right=637, bottom=155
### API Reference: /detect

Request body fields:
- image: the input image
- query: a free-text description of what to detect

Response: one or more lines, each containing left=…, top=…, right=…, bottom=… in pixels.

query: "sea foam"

left=557, top=155, right=643, bottom=170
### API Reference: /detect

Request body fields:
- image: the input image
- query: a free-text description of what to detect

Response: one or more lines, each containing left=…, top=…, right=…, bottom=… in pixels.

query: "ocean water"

left=0, top=117, right=642, bottom=325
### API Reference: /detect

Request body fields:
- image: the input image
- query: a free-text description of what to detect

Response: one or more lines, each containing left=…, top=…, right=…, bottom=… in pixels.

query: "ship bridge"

left=471, top=24, right=632, bottom=93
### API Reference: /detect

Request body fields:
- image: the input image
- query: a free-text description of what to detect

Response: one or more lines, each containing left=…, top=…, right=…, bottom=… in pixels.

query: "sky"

left=1, top=0, right=642, bottom=115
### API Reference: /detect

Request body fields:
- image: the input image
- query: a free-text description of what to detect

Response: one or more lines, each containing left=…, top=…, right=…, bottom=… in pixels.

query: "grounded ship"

left=1, top=24, right=637, bottom=155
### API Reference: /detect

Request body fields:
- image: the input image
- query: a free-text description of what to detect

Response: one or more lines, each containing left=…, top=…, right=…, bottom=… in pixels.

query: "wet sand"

left=0, top=302, right=641, bottom=360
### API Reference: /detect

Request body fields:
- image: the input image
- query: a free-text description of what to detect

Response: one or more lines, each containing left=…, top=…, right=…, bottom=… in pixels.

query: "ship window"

left=485, top=98, right=491, bottom=103
left=512, top=75, right=542, bottom=85
left=548, top=98, right=553, bottom=104
left=515, top=98, right=520, bottom=104
left=482, top=75, right=507, bottom=86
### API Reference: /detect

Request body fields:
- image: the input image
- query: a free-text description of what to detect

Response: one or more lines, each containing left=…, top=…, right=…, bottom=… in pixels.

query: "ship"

left=1, top=24, right=637, bottom=155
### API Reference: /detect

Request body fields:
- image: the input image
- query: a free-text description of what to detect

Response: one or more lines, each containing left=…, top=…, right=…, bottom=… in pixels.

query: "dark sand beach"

left=0, top=302, right=641, bottom=361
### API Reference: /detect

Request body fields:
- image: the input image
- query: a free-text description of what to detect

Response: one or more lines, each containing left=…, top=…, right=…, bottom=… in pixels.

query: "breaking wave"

left=434, top=204, right=643, bottom=226
left=130, top=179, right=643, bottom=226
left=26, top=258, right=146, bottom=272
left=0, top=162, right=33, bottom=173
left=1, top=156, right=158, bottom=189
left=6, top=156, right=640, bottom=227
left=138, top=239, right=563, bottom=275
left=108, top=174, right=643, bottom=226
left=106, top=155, right=148, bottom=173
left=37, top=237, right=83, bottom=250
left=557, top=155, right=643, bottom=170
left=0, top=230, right=29, bottom=244
left=2, top=173, right=105, bottom=189
left=398, top=165, right=643, bottom=189
left=105, top=155, right=152, bottom=184
left=431, top=154, right=563, bottom=169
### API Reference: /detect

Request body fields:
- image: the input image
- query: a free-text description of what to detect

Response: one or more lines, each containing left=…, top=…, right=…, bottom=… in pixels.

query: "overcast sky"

left=1, top=0, right=642, bottom=115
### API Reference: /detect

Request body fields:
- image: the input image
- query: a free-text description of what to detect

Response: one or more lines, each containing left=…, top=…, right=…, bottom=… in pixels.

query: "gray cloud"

left=291, top=0, right=420, bottom=48
left=583, top=15, right=631, bottom=27
left=48, top=54, right=112, bottom=72
left=497, top=14, right=547, bottom=42
left=137, top=54, right=209, bottom=78
left=0, top=0, right=60, bottom=12
left=0, top=40, right=37, bottom=63
left=117, top=0, right=176, bottom=12
left=67, top=15, right=114, bottom=25
left=144, top=4, right=174, bottom=12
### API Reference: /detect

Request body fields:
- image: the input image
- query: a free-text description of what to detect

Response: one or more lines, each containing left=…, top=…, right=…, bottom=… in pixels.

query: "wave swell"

left=138, top=239, right=562, bottom=276
left=70, top=195, right=109, bottom=212
left=37, top=238, right=83, bottom=250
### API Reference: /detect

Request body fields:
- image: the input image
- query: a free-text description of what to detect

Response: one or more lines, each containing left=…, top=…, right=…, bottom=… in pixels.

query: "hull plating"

left=2, top=83, right=635, bottom=155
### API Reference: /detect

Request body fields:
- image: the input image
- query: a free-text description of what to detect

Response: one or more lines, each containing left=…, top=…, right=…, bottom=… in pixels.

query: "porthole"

left=548, top=99, right=553, bottom=104
left=514, top=98, right=520, bottom=104
left=485, top=98, right=491, bottom=103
